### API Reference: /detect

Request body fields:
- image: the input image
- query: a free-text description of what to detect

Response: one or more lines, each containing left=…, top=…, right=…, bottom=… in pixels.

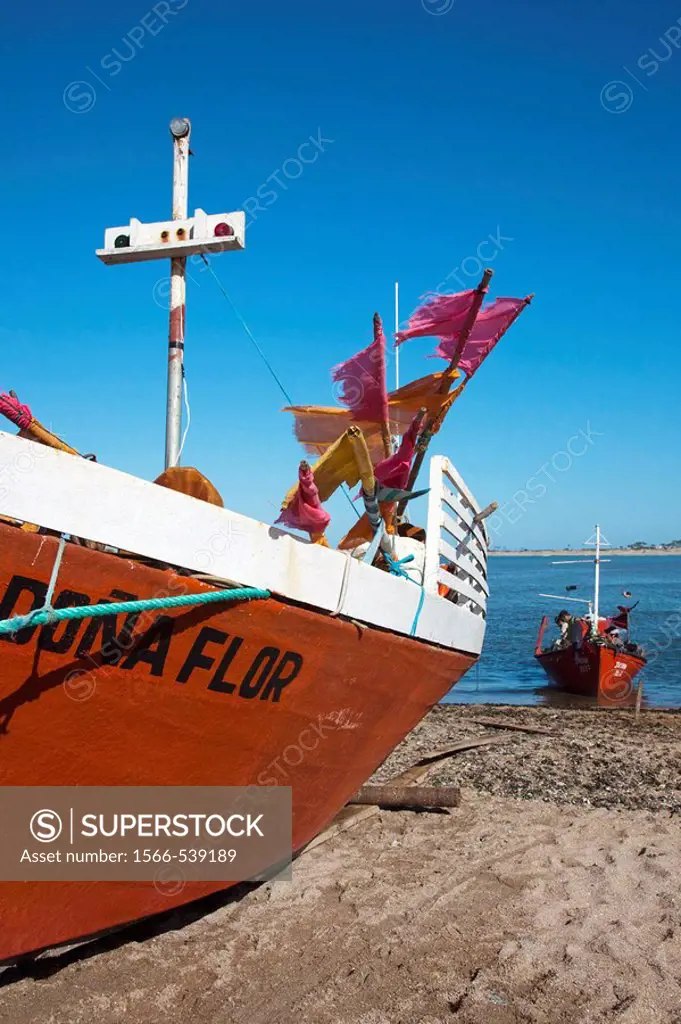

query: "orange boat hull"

left=0, top=525, right=475, bottom=962
left=536, top=639, right=645, bottom=706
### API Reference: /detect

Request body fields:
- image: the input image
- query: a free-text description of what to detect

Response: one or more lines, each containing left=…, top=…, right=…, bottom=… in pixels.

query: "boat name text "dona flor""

left=0, top=574, right=304, bottom=703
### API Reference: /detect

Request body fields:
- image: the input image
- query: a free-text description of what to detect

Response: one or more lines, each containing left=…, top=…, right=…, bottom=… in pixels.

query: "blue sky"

left=2, top=0, right=680, bottom=548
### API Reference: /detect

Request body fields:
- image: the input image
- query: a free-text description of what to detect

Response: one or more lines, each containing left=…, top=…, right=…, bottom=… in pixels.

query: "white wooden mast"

left=548, top=523, right=609, bottom=634
left=166, top=117, right=191, bottom=469
left=96, top=117, right=246, bottom=470
left=593, top=522, right=601, bottom=629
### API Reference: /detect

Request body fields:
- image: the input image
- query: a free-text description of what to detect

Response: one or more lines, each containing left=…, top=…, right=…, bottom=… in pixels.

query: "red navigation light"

left=214, top=222, right=234, bottom=238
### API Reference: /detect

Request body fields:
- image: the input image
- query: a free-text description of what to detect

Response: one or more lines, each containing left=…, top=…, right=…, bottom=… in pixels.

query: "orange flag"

left=283, top=370, right=461, bottom=460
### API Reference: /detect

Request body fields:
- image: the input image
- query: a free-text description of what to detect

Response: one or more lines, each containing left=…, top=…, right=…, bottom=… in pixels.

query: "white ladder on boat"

left=424, top=456, right=488, bottom=617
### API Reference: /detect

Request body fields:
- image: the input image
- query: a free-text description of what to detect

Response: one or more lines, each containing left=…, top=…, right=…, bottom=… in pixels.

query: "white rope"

left=177, top=371, right=191, bottom=463
left=45, top=534, right=68, bottom=609
left=21, top=533, right=68, bottom=629
left=331, top=550, right=353, bottom=617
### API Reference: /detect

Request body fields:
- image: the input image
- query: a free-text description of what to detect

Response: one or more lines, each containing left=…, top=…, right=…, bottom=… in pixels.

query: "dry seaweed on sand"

left=372, top=704, right=681, bottom=814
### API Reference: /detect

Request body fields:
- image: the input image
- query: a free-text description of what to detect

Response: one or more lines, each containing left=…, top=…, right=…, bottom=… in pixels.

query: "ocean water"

left=445, top=555, right=681, bottom=709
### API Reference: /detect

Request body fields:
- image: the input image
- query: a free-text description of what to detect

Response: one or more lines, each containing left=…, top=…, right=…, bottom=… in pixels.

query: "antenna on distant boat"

left=545, top=524, right=613, bottom=633
left=594, top=524, right=602, bottom=626
left=539, top=594, right=595, bottom=625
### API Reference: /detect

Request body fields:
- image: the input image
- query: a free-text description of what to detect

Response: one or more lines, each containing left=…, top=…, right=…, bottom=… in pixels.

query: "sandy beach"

left=1, top=705, right=680, bottom=1024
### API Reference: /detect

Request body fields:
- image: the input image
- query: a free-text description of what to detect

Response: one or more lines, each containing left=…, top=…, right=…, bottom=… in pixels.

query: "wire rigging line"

left=200, top=255, right=359, bottom=518
left=200, top=256, right=294, bottom=406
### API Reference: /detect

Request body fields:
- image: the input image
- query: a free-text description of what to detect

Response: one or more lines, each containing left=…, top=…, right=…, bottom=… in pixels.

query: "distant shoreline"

left=489, top=548, right=681, bottom=557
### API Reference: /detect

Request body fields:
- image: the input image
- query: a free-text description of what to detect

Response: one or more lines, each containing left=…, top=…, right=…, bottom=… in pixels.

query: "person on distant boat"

left=569, top=616, right=588, bottom=648
left=554, top=609, right=572, bottom=648
left=553, top=610, right=588, bottom=653
left=606, top=628, right=625, bottom=649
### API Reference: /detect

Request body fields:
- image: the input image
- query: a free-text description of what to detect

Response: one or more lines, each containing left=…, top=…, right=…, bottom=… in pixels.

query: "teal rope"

left=384, top=553, right=417, bottom=579
left=410, top=589, right=426, bottom=638
left=383, top=553, right=426, bottom=637
left=0, top=586, right=270, bottom=637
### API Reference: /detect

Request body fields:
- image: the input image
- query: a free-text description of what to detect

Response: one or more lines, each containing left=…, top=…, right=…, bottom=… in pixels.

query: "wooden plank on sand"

left=415, top=734, right=511, bottom=763
left=467, top=717, right=555, bottom=736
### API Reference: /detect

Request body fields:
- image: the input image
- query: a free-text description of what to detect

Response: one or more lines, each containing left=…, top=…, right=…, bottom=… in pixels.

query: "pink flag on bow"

left=433, top=296, right=529, bottom=375
left=0, top=392, right=32, bottom=430
left=332, top=319, right=388, bottom=424
left=395, top=289, right=477, bottom=346
left=374, top=411, right=422, bottom=490
left=276, top=461, right=331, bottom=536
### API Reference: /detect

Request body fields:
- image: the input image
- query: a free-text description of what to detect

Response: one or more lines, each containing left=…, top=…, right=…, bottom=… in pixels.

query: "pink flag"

left=332, top=319, right=389, bottom=423
left=277, top=461, right=331, bottom=536
left=433, top=297, right=529, bottom=375
left=395, top=289, right=477, bottom=346
left=0, top=392, right=32, bottom=430
left=374, top=412, right=422, bottom=490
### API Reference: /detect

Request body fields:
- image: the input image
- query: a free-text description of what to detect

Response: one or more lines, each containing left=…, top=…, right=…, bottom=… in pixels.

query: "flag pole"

left=437, top=267, right=493, bottom=392
left=394, top=281, right=400, bottom=390
left=374, top=312, right=392, bottom=459
left=397, top=268, right=493, bottom=517
left=394, top=281, right=402, bottom=449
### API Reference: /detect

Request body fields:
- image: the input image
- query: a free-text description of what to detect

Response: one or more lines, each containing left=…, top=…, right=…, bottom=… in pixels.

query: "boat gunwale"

left=0, top=431, right=488, bottom=657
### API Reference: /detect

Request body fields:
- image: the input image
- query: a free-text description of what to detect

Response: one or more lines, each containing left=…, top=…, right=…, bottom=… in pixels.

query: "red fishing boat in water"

left=534, top=526, right=646, bottom=705
left=0, top=118, right=532, bottom=964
